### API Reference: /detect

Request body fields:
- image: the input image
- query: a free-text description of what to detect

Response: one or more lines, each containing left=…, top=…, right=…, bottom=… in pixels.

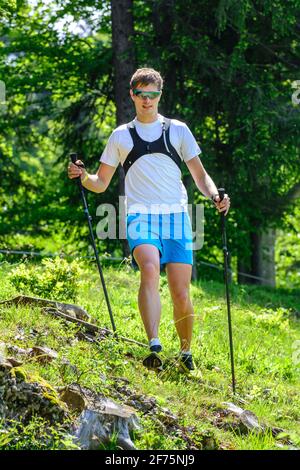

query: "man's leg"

left=166, top=263, right=194, bottom=352
left=133, top=244, right=161, bottom=341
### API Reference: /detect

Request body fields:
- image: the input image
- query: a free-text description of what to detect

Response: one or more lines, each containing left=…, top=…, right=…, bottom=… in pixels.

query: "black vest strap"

left=123, top=118, right=182, bottom=176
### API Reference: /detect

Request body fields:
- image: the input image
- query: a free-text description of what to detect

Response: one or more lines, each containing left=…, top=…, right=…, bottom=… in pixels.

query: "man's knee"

left=140, top=261, right=160, bottom=281
left=134, top=245, right=160, bottom=288
left=172, top=289, right=190, bottom=310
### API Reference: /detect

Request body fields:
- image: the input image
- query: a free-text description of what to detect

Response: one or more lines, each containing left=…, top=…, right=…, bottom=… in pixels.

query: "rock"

left=29, top=328, right=39, bottom=338
left=157, top=408, right=178, bottom=426
left=0, top=357, right=13, bottom=370
left=125, top=394, right=157, bottom=412
left=76, top=331, right=96, bottom=342
left=15, top=333, right=26, bottom=341
left=239, top=410, right=263, bottom=432
left=113, top=377, right=130, bottom=385
left=60, top=305, right=90, bottom=322
left=0, top=347, right=15, bottom=370
left=59, top=387, right=86, bottom=412
left=6, top=357, right=23, bottom=367
left=0, top=363, right=67, bottom=424
left=223, top=402, right=244, bottom=416
left=0, top=295, right=91, bottom=322
left=6, top=345, right=32, bottom=356
left=222, top=402, right=264, bottom=433
left=29, top=346, right=58, bottom=363
left=74, top=398, right=139, bottom=450
left=271, top=426, right=285, bottom=437
left=114, top=384, right=132, bottom=396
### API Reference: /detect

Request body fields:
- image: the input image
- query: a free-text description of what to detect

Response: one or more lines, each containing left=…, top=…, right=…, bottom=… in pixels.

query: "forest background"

left=0, top=0, right=300, bottom=289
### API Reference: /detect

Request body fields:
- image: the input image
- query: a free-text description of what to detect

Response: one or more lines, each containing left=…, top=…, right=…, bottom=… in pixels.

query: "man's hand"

left=212, top=194, right=231, bottom=216
left=68, top=159, right=86, bottom=180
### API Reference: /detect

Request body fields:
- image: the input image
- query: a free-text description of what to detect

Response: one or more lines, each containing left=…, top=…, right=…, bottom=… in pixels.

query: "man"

left=68, top=67, right=230, bottom=372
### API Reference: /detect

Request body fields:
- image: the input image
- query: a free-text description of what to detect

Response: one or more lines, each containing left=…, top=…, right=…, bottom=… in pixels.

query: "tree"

left=1, top=0, right=299, bottom=287
left=111, top=0, right=136, bottom=256
left=0, top=0, right=119, bottom=254
left=133, top=0, right=300, bottom=285
left=0, top=0, right=17, bottom=16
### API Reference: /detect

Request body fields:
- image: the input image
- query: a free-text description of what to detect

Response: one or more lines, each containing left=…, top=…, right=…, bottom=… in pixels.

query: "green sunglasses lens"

left=133, top=89, right=161, bottom=99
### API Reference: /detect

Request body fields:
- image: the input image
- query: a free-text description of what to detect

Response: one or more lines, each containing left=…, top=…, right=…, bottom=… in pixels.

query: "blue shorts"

left=126, top=212, right=193, bottom=268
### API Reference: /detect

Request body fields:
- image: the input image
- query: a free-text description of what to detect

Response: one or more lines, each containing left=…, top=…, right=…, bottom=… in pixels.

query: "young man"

left=68, top=67, right=230, bottom=372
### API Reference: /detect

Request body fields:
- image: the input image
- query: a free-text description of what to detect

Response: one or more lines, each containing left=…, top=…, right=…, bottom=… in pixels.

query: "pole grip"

left=218, top=187, right=225, bottom=201
left=70, top=152, right=85, bottom=180
left=70, top=153, right=78, bottom=164
left=70, top=152, right=85, bottom=167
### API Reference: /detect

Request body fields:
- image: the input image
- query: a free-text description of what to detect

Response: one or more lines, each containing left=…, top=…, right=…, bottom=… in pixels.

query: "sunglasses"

left=133, top=89, right=161, bottom=100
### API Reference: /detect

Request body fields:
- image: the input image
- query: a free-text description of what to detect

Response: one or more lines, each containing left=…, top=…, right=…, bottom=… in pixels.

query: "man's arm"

left=186, top=156, right=218, bottom=198
left=185, top=155, right=230, bottom=214
left=68, top=161, right=117, bottom=193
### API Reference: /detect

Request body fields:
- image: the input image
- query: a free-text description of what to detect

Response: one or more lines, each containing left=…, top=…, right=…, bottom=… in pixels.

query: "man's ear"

left=129, top=89, right=135, bottom=101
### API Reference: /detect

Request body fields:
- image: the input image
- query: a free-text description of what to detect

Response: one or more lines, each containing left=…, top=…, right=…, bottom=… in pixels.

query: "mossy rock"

left=10, top=366, right=28, bottom=382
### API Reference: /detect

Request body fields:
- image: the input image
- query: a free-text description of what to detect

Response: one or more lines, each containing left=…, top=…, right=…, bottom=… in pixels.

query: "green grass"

left=0, top=259, right=299, bottom=450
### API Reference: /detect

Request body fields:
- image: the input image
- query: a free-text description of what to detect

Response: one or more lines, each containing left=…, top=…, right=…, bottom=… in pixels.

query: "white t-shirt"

left=100, top=114, right=201, bottom=214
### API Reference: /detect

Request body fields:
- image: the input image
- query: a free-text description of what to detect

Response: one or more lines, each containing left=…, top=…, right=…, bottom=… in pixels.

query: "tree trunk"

left=238, top=229, right=276, bottom=287
left=251, top=229, right=276, bottom=287
left=111, top=0, right=136, bottom=257
left=237, top=258, right=250, bottom=284
left=152, top=0, right=177, bottom=116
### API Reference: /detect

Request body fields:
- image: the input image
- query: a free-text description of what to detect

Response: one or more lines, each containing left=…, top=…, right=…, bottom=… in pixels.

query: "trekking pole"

left=218, top=187, right=236, bottom=395
left=70, top=153, right=117, bottom=335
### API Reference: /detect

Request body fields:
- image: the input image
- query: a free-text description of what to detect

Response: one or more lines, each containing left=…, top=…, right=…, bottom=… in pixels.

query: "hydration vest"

left=123, top=118, right=182, bottom=176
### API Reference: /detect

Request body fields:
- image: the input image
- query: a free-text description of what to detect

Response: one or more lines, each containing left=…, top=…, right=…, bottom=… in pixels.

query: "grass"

left=0, top=259, right=299, bottom=450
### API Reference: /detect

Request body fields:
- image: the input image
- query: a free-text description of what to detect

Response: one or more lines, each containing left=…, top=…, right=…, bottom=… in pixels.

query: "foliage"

left=232, top=428, right=278, bottom=450
left=276, top=204, right=300, bottom=288
left=8, top=257, right=82, bottom=301
left=0, top=0, right=299, bottom=281
left=246, top=307, right=291, bottom=331
left=133, top=0, right=300, bottom=269
left=0, top=0, right=17, bottom=17
left=0, top=0, right=118, bottom=255
left=1, top=262, right=299, bottom=450
left=0, top=416, right=79, bottom=450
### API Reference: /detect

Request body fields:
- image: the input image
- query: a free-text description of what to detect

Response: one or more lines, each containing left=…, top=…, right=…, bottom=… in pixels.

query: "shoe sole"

left=177, top=356, right=195, bottom=374
left=178, top=362, right=194, bottom=374
left=143, top=352, right=163, bottom=370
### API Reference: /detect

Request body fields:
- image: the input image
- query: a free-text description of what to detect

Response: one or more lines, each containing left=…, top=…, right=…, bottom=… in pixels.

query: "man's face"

left=130, top=83, right=162, bottom=118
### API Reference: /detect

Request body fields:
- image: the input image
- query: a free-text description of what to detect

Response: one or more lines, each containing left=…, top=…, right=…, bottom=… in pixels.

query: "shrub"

left=0, top=416, right=79, bottom=450
left=9, top=257, right=82, bottom=302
